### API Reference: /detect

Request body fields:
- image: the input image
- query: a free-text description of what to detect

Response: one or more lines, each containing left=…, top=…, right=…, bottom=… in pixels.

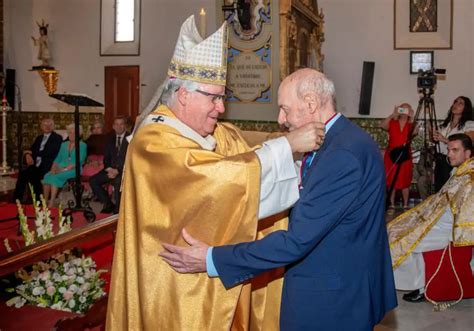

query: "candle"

left=199, top=8, right=206, bottom=38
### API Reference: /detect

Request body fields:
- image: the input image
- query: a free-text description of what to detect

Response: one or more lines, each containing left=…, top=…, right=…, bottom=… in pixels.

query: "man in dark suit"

left=160, top=69, right=397, bottom=330
left=90, top=116, right=129, bottom=214
left=13, top=118, right=63, bottom=202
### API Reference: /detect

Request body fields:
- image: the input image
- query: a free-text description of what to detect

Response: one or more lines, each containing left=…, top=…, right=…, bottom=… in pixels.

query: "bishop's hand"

left=286, top=121, right=325, bottom=153
left=160, top=228, right=209, bottom=274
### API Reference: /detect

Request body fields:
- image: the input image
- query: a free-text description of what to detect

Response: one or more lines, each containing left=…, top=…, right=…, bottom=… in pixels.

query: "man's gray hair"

left=134, top=78, right=200, bottom=135
left=161, top=78, right=200, bottom=107
left=295, top=72, right=337, bottom=110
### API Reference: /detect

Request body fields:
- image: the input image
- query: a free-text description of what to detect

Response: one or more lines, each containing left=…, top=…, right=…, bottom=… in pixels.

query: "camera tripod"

left=387, top=87, right=440, bottom=208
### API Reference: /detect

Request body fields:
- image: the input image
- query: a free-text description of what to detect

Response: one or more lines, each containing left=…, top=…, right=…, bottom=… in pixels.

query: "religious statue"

left=237, top=0, right=252, bottom=30
left=228, top=0, right=266, bottom=41
left=31, top=20, right=52, bottom=69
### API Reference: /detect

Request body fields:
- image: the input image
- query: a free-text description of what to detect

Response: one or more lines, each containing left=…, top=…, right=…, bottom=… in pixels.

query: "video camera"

left=417, top=68, right=446, bottom=89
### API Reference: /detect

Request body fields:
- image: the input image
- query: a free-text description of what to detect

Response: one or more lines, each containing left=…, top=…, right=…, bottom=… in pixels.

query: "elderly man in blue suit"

left=161, top=68, right=397, bottom=330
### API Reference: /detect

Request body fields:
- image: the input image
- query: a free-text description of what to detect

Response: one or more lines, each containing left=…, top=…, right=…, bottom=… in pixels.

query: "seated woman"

left=43, top=123, right=87, bottom=208
left=82, top=120, right=107, bottom=179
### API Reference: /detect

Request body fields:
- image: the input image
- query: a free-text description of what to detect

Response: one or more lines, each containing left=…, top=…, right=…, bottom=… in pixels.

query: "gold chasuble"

left=106, top=105, right=285, bottom=330
left=388, top=158, right=474, bottom=269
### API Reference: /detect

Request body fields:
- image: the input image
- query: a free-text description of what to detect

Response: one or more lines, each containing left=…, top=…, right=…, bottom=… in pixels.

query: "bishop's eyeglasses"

left=194, top=89, right=226, bottom=104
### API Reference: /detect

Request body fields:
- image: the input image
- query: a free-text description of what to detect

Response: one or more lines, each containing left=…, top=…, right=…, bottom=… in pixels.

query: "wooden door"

left=104, top=66, right=139, bottom=132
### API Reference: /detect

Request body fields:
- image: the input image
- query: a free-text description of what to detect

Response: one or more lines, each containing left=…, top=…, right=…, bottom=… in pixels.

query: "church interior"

left=0, top=0, right=473, bottom=330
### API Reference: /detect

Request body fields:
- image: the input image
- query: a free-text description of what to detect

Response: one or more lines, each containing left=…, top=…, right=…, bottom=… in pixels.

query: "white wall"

left=319, top=0, right=474, bottom=119
left=4, top=0, right=474, bottom=119
left=4, top=0, right=217, bottom=112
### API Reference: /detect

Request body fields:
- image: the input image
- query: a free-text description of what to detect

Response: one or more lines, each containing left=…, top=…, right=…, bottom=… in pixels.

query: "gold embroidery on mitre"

left=167, top=15, right=229, bottom=86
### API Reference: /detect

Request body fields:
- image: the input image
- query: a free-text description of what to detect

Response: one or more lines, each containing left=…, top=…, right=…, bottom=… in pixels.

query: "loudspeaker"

left=358, top=61, right=375, bottom=115
left=5, top=69, right=16, bottom=110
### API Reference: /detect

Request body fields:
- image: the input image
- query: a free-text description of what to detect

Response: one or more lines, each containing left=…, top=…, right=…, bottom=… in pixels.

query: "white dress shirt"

left=36, top=133, right=51, bottom=167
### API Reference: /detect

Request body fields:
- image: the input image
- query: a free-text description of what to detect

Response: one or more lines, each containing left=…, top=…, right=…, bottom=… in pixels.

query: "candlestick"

left=199, top=8, right=206, bottom=38
left=0, top=96, right=13, bottom=175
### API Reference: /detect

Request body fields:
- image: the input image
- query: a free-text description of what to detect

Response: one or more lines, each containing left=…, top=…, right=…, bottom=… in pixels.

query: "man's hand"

left=160, top=229, right=209, bottom=273
left=286, top=122, right=325, bottom=153
left=106, top=168, right=119, bottom=179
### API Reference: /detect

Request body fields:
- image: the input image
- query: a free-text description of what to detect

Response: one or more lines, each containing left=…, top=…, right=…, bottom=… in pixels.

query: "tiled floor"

left=376, top=291, right=473, bottom=331
left=381, top=207, right=474, bottom=330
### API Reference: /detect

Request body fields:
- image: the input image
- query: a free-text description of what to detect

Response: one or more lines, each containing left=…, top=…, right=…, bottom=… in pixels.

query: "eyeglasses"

left=194, top=89, right=226, bottom=104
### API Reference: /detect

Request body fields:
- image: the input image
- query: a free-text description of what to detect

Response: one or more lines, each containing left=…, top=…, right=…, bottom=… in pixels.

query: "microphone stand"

left=49, top=93, right=103, bottom=223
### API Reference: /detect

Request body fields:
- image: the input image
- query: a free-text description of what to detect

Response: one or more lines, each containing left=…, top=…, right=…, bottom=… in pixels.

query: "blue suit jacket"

left=213, top=115, right=397, bottom=330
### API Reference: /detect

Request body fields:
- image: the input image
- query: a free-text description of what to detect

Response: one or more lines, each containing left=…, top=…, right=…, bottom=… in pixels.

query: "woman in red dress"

left=380, top=103, right=416, bottom=211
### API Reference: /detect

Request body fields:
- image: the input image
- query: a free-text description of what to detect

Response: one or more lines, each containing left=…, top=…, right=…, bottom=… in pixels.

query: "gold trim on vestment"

left=454, top=222, right=474, bottom=227
left=453, top=240, right=474, bottom=247
left=388, top=158, right=474, bottom=270
left=390, top=207, right=447, bottom=269
left=106, top=105, right=285, bottom=330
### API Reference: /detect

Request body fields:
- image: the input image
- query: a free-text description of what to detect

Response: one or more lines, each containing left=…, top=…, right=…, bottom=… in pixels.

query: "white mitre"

left=130, top=15, right=229, bottom=140
left=168, top=15, right=228, bottom=86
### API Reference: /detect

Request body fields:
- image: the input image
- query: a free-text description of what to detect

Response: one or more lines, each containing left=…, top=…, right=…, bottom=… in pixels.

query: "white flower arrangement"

left=5, top=187, right=72, bottom=252
left=4, top=185, right=107, bottom=313
left=6, top=250, right=107, bottom=313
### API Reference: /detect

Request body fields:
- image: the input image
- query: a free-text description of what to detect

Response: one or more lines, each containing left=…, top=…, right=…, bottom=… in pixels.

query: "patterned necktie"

left=116, top=136, right=122, bottom=149
left=301, top=152, right=315, bottom=181
left=36, top=135, right=49, bottom=167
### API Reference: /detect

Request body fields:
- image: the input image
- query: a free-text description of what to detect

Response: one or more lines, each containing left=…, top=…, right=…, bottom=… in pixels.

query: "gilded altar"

left=279, top=0, right=325, bottom=79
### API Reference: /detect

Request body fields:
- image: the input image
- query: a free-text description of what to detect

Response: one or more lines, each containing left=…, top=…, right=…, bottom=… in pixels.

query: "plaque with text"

left=227, top=50, right=271, bottom=102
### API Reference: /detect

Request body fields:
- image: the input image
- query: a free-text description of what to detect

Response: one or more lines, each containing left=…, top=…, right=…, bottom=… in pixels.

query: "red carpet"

left=0, top=203, right=115, bottom=330
left=0, top=300, right=80, bottom=331
left=0, top=203, right=115, bottom=283
left=0, top=203, right=112, bottom=256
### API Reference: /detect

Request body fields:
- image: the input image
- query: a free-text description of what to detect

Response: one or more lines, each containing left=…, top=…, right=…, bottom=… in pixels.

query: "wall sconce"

left=38, top=69, right=59, bottom=95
